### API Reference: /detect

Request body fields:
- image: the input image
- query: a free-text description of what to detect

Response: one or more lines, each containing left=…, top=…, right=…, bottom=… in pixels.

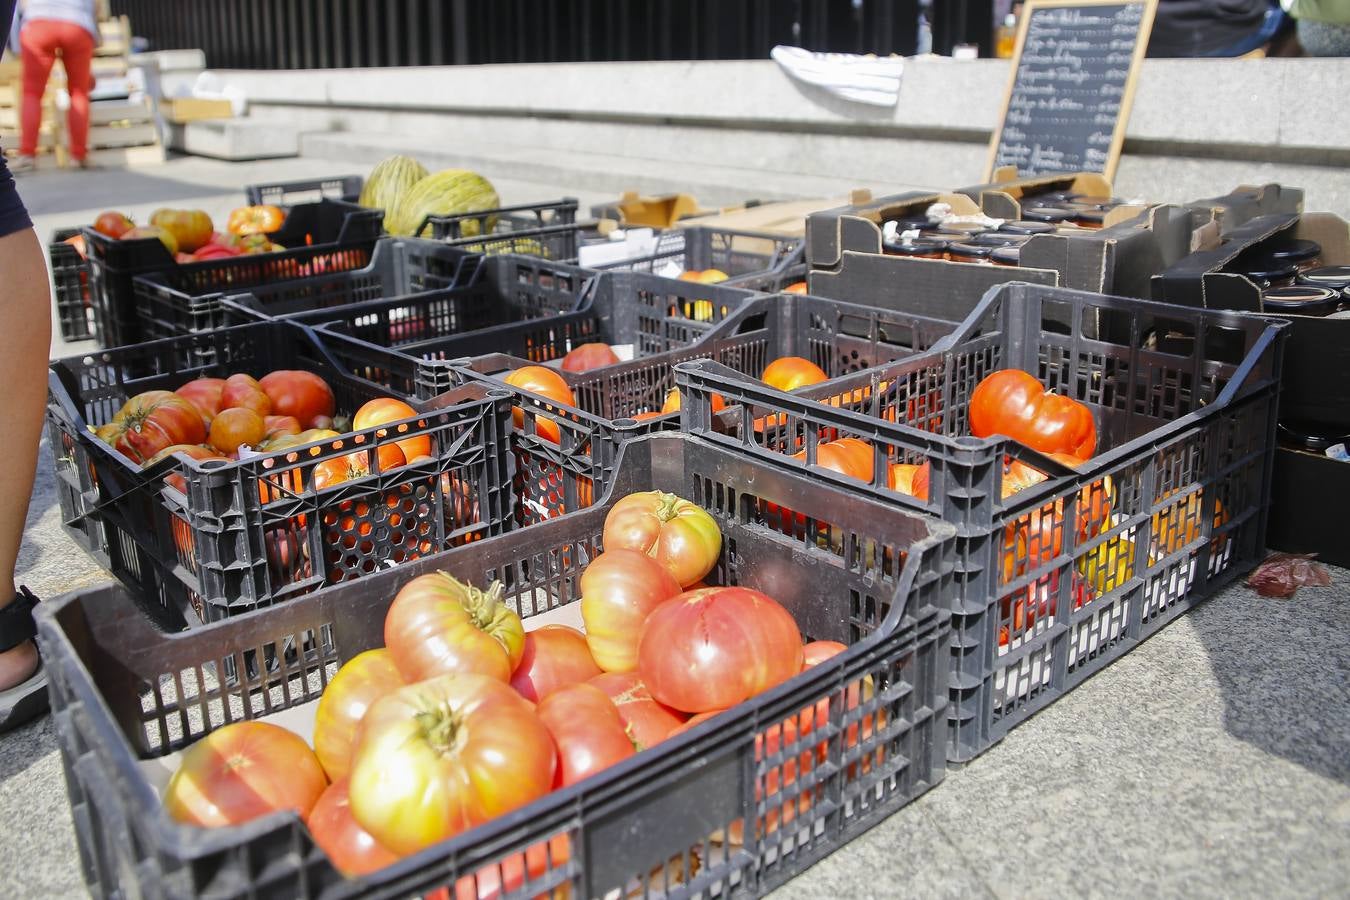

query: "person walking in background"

left=1282, top=0, right=1350, bottom=55
left=12, top=0, right=99, bottom=172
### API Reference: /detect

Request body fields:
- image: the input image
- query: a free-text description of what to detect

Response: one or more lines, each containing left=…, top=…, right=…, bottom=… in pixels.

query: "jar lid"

left=991, top=246, right=1022, bottom=265
left=947, top=241, right=994, bottom=260
left=1234, top=258, right=1299, bottom=283
left=1021, top=206, right=1073, bottom=223
left=999, top=220, right=1056, bottom=235
left=1298, top=265, right=1350, bottom=289
left=1261, top=285, right=1342, bottom=315
left=934, top=222, right=990, bottom=237
left=1072, top=209, right=1109, bottom=226
left=1034, top=191, right=1080, bottom=203
left=1265, top=238, right=1321, bottom=263
left=971, top=232, right=1029, bottom=247
left=1279, top=422, right=1350, bottom=452
left=887, top=215, right=933, bottom=233
left=884, top=236, right=949, bottom=256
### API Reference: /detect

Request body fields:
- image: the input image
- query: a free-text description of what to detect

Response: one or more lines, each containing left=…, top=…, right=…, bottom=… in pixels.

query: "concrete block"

left=168, top=119, right=300, bottom=161
left=130, top=49, right=207, bottom=72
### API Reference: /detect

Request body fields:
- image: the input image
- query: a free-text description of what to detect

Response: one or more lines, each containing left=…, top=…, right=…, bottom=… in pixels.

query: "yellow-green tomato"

left=601, top=491, right=723, bottom=587
left=347, top=673, right=555, bottom=857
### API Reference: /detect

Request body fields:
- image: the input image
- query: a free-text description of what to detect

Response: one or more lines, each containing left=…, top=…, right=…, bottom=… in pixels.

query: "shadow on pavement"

left=1193, top=565, right=1350, bottom=785
left=19, top=169, right=237, bottom=218
left=0, top=713, right=59, bottom=784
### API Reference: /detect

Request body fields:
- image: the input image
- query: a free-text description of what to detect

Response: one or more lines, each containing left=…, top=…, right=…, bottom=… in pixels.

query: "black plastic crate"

left=244, top=175, right=364, bottom=207
left=676, top=283, right=1287, bottom=763
left=50, top=226, right=94, bottom=342
left=38, top=433, right=954, bottom=900
left=137, top=239, right=588, bottom=342
left=303, top=272, right=767, bottom=525
left=425, top=197, right=581, bottom=254
left=83, top=199, right=384, bottom=349
left=597, top=225, right=807, bottom=292
left=46, top=320, right=514, bottom=628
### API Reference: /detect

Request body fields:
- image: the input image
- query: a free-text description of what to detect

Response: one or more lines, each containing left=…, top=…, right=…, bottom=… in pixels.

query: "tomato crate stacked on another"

left=143, top=238, right=591, bottom=345
left=38, top=432, right=955, bottom=900
left=50, top=226, right=94, bottom=342
left=83, top=199, right=384, bottom=350
left=245, top=175, right=365, bottom=208
left=675, top=282, right=1287, bottom=763
left=596, top=225, right=808, bottom=292
left=46, top=320, right=514, bottom=629
left=422, top=198, right=590, bottom=263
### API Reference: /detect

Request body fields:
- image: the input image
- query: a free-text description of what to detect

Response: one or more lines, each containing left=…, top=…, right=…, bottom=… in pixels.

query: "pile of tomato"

left=162, top=488, right=864, bottom=888
left=64, top=205, right=290, bottom=266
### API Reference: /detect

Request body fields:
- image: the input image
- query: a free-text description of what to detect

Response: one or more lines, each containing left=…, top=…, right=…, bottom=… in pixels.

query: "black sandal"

left=0, top=586, right=48, bottom=733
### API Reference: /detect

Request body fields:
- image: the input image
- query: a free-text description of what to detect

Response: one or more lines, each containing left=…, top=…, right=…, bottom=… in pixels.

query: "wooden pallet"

left=95, top=16, right=132, bottom=58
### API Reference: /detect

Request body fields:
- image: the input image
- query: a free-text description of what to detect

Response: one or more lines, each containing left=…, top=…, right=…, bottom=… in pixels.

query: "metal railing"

left=110, top=0, right=993, bottom=69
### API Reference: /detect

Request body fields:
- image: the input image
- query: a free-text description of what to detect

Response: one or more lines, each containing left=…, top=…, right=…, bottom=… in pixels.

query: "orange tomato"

left=352, top=397, right=430, bottom=462
left=762, top=356, right=828, bottom=392
left=503, top=366, right=575, bottom=445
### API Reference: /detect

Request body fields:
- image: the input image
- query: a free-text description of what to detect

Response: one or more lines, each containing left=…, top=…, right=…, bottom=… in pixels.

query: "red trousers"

left=20, top=19, right=95, bottom=160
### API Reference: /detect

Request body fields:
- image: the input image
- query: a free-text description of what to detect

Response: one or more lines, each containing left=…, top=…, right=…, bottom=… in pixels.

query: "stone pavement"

left=5, top=155, right=1347, bottom=899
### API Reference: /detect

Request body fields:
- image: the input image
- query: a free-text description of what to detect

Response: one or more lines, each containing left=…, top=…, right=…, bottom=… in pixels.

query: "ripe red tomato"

left=589, top=671, right=688, bottom=750
left=163, top=721, right=328, bottom=827
left=306, top=778, right=399, bottom=878
left=92, top=210, right=134, bottom=238
left=602, top=491, right=722, bottom=588
left=311, top=443, right=406, bottom=491
left=537, top=683, right=636, bottom=788
left=208, top=407, right=266, bottom=455
left=762, top=356, right=828, bottom=392
left=174, top=377, right=226, bottom=421
left=449, top=834, right=571, bottom=900
left=312, top=648, right=404, bottom=782
left=969, top=369, right=1097, bottom=461
left=353, top=397, right=430, bottom=463
left=579, top=549, right=682, bottom=673
left=348, top=673, right=555, bottom=856
left=509, top=625, right=602, bottom=703
left=95, top=390, right=207, bottom=464
left=639, top=587, right=804, bottom=714
left=660, top=387, right=725, bottom=415
left=220, top=373, right=273, bottom=416
left=503, top=366, right=575, bottom=444
left=259, top=370, right=336, bottom=429
left=384, top=571, right=526, bottom=683
left=561, top=342, right=620, bottom=373
left=801, top=640, right=847, bottom=669
left=791, top=439, right=872, bottom=483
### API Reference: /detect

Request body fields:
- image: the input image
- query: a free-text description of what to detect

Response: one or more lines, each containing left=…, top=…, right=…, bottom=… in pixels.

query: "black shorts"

left=0, top=155, right=32, bottom=238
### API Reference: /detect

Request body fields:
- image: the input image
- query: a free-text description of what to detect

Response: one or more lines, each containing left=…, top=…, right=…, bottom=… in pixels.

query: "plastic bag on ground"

left=1245, top=552, right=1332, bottom=599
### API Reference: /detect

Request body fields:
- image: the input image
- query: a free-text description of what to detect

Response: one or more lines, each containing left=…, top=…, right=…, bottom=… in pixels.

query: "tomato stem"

left=414, top=701, right=464, bottom=756
left=656, top=492, right=682, bottom=522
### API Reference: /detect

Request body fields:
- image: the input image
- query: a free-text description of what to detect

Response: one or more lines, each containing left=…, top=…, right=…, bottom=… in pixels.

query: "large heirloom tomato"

left=969, top=369, right=1097, bottom=461
left=384, top=572, right=525, bottom=683
left=537, top=683, right=636, bottom=788
left=353, top=397, right=429, bottom=462
left=174, top=377, right=226, bottom=421
left=306, top=778, right=399, bottom=877
left=220, top=373, right=273, bottom=416
left=602, top=491, right=722, bottom=588
left=312, top=648, right=404, bottom=781
left=208, top=407, right=265, bottom=455
left=259, top=370, right=336, bottom=428
left=96, top=390, right=207, bottom=464
left=638, top=587, right=804, bottom=714
left=503, top=366, right=576, bottom=444
left=509, top=625, right=602, bottom=703
left=227, top=204, right=286, bottom=236
left=761, top=356, right=828, bottom=392
left=348, top=673, right=555, bottom=856
left=579, top=549, right=682, bottom=673
left=589, top=671, right=688, bottom=750
left=164, top=721, right=328, bottom=827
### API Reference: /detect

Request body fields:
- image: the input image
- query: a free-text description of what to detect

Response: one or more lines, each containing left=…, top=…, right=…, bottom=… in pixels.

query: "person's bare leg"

left=0, top=227, right=52, bottom=689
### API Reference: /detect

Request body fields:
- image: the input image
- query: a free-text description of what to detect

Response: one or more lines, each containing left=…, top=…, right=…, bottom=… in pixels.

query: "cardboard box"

left=1152, top=211, right=1350, bottom=432
left=805, top=191, right=1195, bottom=327
left=955, top=168, right=1115, bottom=220
left=590, top=191, right=710, bottom=229
left=1184, top=184, right=1304, bottom=236
left=677, top=190, right=874, bottom=238
left=1267, top=446, right=1350, bottom=568
left=160, top=97, right=235, bottom=123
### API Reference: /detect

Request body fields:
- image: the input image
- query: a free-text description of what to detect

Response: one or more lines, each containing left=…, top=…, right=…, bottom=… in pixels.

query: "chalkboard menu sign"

left=986, top=0, right=1157, bottom=181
